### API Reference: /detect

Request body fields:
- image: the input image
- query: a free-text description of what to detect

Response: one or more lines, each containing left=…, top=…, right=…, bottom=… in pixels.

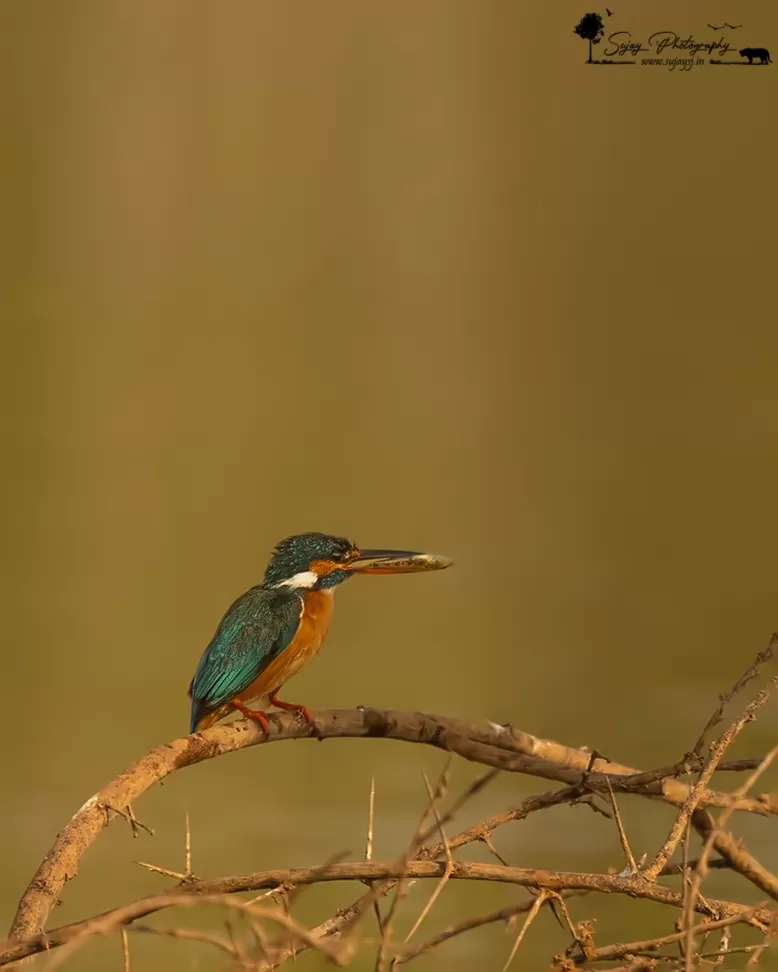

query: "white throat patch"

left=275, top=570, right=318, bottom=590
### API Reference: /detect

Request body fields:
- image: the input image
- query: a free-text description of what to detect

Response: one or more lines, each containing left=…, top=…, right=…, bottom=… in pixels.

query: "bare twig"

left=567, top=905, right=769, bottom=966
left=692, top=637, right=776, bottom=757
left=642, top=680, right=775, bottom=881
left=364, top=776, right=384, bottom=937
left=366, top=778, right=376, bottom=863
left=269, top=776, right=598, bottom=968
left=418, top=782, right=607, bottom=866
left=501, top=889, right=548, bottom=971
left=606, top=777, right=638, bottom=873
left=403, top=770, right=455, bottom=943
left=120, top=927, right=129, bottom=972
left=374, top=759, right=452, bottom=971
left=691, top=747, right=778, bottom=897
left=259, top=768, right=503, bottom=970
left=746, top=941, right=772, bottom=965
left=682, top=745, right=778, bottom=966
left=701, top=941, right=772, bottom=960
left=104, top=804, right=154, bottom=839
left=184, top=812, right=192, bottom=877
left=400, top=893, right=585, bottom=965
left=480, top=831, right=510, bottom=866
left=131, top=923, right=239, bottom=958
left=253, top=768, right=503, bottom=971
left=134, top=861, right=187, bottom=881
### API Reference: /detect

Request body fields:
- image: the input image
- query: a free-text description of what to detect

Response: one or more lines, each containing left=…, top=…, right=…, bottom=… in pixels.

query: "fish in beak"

left=347, top=549, right=453, bottom=575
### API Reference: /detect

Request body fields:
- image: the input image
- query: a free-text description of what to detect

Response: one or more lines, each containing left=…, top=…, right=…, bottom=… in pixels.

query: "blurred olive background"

left=2, top=1, right=778, bottom=968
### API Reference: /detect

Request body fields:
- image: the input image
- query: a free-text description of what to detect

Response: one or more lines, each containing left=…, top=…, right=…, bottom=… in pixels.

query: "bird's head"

left=264, top=532, right=452, bottom=591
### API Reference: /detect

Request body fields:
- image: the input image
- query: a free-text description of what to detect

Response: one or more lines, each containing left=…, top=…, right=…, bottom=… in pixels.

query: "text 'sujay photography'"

left=2, top=3, right=777, bottom=971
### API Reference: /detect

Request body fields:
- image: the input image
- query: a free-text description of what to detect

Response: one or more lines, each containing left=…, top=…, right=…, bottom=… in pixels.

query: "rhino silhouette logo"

left=739, top=47, right=771, bottom=64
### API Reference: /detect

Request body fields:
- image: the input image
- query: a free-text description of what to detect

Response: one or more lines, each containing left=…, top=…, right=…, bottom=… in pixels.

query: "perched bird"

left=188, top=532, right=452, bottom=733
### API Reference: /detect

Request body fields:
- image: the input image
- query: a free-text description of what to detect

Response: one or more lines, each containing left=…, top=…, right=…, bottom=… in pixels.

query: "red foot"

left=231, top=699, right=270, bottom=733
left=268, top=693, right=312, bottom=723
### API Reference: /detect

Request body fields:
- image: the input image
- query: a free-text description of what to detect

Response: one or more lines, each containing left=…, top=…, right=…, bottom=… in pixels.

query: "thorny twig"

left=682, top=745, right=778, bottom=969
left=642, top=678, right=776, bottom=881
left=500, top=889, right=548, bottom=971
left=606, top=776, right=638, bottom=874
left=691, top=637, right=776, bottom=758
left=403, top=770, right=456, bottom=943
left=374, top=758, right=452, bottom=971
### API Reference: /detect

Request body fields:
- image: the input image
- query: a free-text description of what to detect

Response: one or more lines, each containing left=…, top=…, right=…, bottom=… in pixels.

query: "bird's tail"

left=189, top=698, right=227, bottom=733
left=189, top=704, right=204, bottom=734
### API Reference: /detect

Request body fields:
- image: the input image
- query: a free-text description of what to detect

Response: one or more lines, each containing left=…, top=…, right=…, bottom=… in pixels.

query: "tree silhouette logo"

left=574, top=12, right=605, bottom=63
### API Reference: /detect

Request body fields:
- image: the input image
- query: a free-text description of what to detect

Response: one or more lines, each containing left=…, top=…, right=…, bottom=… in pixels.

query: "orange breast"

left=239, top=589, right=334, bottom=702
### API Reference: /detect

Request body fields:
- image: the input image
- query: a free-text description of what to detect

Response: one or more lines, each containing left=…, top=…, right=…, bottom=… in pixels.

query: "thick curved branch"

left=2, top=860, right=773, bottom=966
left=8, top=706, right=777, bottom=944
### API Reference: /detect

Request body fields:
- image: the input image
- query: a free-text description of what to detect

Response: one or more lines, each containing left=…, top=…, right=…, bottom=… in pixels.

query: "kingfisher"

left=188, top=532, right=452, bottom=733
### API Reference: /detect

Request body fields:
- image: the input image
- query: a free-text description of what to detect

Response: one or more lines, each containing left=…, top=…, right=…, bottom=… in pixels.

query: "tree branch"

left=2, top=861, right=774, bottom=966
left=9, top=705, right=778, bottom=948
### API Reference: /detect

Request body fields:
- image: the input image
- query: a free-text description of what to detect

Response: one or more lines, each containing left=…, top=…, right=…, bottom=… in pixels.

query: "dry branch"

left=3, top=861, right=775, bottom=967
left=9, top=707, right=777, bottom=948
left=5, top=639, right=777, bottom=969
left=642, top=680, right=775, bottom=880
left=566, top=907, right=768, bottom=966
left=397, top=892, right=587, bottom=965
left=690, top=809, right=778, bottom=899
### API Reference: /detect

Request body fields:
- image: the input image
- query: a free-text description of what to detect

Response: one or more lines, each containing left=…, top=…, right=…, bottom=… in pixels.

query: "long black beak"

left=347, top=549, right=453, bottom=574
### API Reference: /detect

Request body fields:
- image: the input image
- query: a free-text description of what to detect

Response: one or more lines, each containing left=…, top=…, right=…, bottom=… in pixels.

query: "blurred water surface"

left=2, top=1, right=778, bottom=968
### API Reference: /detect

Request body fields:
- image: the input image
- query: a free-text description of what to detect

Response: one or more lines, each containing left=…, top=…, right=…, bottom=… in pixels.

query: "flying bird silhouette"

left=606, top=7, right=614, bottom=15
left=708, top=22, right=742, bottom=30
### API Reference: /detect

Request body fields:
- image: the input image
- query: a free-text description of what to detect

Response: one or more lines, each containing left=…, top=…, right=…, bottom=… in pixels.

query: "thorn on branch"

left=184, top=812, right=192, bottom=878
left=403, top=770, right=456, bottom=943
left=134, top=861, right=188, bottom=881
left=375, top=759, right=453, bottom=971
left=102, top=803, right=154, bottom=838
left=606, top=777, right=638, bottom=874
left=362, top=777, right=385, bottom=936
left=480, top=833, right=510, bottom=867
left=500, top=888, right=548, bottom=972
left=120, top=927, right=129, bottom=972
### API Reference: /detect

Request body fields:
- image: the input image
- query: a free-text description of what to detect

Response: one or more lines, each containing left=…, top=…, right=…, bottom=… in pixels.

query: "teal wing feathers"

left=189, top=586, right=303, bottom=732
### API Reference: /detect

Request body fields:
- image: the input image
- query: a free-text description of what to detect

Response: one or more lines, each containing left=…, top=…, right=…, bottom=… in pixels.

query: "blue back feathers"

left=188, top=586, right=303, bottom=732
